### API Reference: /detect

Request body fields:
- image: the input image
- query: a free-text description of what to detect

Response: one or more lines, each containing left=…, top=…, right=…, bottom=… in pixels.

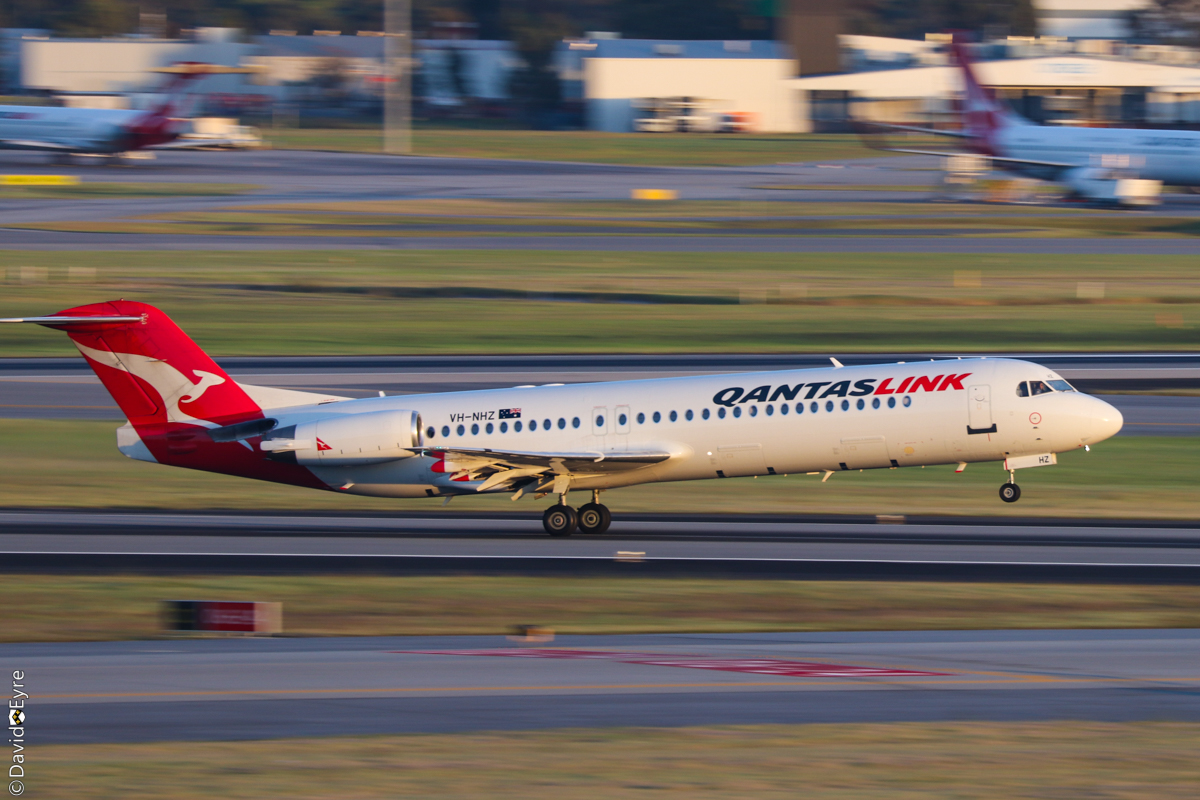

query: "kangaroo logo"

left=180, top=370, right=226, bottom=404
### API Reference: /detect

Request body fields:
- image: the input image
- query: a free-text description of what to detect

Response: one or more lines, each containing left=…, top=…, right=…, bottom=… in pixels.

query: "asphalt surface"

left=3, top=512, right=1200, bottom=583
left=12, top=629, right=1200, bottom=743
left=2, top=149, right=1200, bottom=253
left=2, top=353, right=1196, bottom=430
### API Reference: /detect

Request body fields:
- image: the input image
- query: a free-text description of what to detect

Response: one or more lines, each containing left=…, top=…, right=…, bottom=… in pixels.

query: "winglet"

left=830, top=357, right=844, bottom=368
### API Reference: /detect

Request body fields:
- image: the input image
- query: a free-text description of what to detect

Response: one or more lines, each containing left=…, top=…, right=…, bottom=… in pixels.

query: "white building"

left=1034, top=0, right=1151, bottom=39
left=19, top=28, right=256, bottom=100
left=790, top=50, right=1200, bottom=131
left=581, top=39, right=801, bottom=133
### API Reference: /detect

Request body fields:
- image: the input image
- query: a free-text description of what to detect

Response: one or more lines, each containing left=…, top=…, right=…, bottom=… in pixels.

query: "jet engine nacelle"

left=262, top=408, right=421, bottom=466
left=1062, top=166, right=1161, bottom=206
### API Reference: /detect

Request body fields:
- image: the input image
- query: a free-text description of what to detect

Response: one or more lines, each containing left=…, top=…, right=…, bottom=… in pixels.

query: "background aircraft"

left=0, top=63, right=254, bottom=160
left=2, top=301, right=1123, bottom=536
left=866, top=40, right=1200, bottom=204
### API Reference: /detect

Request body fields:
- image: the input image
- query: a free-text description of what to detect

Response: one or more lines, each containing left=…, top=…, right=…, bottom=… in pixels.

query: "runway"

left=12, top=628, right=1200, bottom=743
left=3, top=149, right=1200, bottom=253
left=2, top=353, right=1197, bottom=430
left=3, top=512, right=1199, bottom=583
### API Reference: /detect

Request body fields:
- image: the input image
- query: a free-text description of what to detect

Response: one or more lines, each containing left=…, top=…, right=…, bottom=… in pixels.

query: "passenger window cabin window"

left=781, top=404, right=789, bottom=415
left=471, top=423, right=480, bottom=435
left=685, top=409, right=693, bottom=421
left=825, top=401, right=834, bottom=412
left=442, top=426, right=450, bottom=437
left=529, top=420, right=538, bottom=431
left=841, top=400, right=849, bottom=411
left=902, top=396, right=912, bottom=407
left=457, top=424, right=465, bottom=436
left=572, top=417, right=580, bottom=429
left=653, top=411, right=661, bottom=423
left=486, top=423, right=494, bottom=434
left=558, top=418, right=566, bottom=429
left=427, top=426, right=436, bottom=439
left=749, top=406, right=757, bottom=417
left=500, top=422, right=508, bottom=433
left=702, top=408, right=711, bottom=420
left=871, top=398, right=880, bottom=409
left=856, top=399, right=865, bottom=410
left=637, top=412, right=646, bottom=424
left=733, top=407, right=742, bottom=418
left=515, top=421, right=523, bottom=432
left=595, top=415, right=605, bottom=428
left=766, top=404, right=774, bottom=416
left=718, top=407, right=726, bottom=419
left=810, top=402, right=818, bottom=413
left=887, top=397, right=895, bottom=409
left=669, top=410, right=678, bottom=422
left=544, top=419, right=551, bottom=430
left=617, top=414, right=626, bottom=426
left=1016, top=381, right=1029, bottom=397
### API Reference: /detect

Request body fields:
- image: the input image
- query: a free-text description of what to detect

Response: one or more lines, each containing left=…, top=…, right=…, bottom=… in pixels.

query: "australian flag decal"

left=499, top=408, right=521, bottom=419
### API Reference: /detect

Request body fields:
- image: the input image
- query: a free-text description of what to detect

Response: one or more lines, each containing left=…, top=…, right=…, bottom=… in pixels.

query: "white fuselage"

left=995, top=124, right=1200, bottom=185
left=176, top=357, right=1121, bottom=499
left=0, top=105, right=147, bottom=154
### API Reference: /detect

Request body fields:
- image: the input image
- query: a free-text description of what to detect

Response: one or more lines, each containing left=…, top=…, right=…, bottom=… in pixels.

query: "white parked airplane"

left=0, top=63, right=252, bottom=159
left=870, top=41, right=1199, bottom=204
left=2, top=301, right=1124, bottom=535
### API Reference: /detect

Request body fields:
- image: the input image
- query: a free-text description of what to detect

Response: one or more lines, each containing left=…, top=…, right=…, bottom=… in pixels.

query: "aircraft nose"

left=1083, top=394, right=1123, bottom=444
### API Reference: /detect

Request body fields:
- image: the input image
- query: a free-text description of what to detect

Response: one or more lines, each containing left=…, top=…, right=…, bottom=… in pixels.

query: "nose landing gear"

left=999, top=470, right=1021, bottom=503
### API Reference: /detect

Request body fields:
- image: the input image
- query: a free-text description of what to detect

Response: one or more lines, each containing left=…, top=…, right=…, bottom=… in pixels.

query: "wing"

left=421, top=446, right=673, bottom=493
left=0, top=139, right=76, bottom=152
left=859, top=121, right=973, bottom=139
left=880, top=147, right=1076, bottom=169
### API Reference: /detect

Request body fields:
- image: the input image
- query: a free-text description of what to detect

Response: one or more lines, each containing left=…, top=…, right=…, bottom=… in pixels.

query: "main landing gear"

left=999, top=470, right=1021, bottom=503
left=542, top=491, right=612, bottom=536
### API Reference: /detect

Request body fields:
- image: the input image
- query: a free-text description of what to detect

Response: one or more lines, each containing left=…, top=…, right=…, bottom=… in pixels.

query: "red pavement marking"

left=401, top=649, right=948, bottom=678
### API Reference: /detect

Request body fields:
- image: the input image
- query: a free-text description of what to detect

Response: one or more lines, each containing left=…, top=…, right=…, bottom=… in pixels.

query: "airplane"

left=2, top=301, right=1124, bottom=536
left=864, top=40, right=1199, bottom=204
left=0, top=63, right=254, bottom=161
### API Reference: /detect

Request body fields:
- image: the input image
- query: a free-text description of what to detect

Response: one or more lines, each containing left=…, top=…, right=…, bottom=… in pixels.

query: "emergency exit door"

left=967, top=384, right=996, bottom=434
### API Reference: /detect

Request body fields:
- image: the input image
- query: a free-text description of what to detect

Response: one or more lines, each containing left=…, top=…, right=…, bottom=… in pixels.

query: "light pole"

left=384, top=0, right=412, bottom=154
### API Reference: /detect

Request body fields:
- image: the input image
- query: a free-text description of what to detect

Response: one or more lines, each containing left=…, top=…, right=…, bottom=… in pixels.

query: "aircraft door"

left=592, top=406, right=608, bottom=448
left=612, top=405, right=630, bottom=450
left=614, top=406, right=630, bottom=434
left=967, top=384, right=996, bottom=434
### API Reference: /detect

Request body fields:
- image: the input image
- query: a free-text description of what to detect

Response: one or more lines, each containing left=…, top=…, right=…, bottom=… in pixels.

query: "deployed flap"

left=425, top=447, right=672, bottom=475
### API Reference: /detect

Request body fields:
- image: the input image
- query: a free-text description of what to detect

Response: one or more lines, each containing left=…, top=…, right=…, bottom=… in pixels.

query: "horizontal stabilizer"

left=0, top=315, right=144, bottom=325
left=236, top=382, right=351, bottom=410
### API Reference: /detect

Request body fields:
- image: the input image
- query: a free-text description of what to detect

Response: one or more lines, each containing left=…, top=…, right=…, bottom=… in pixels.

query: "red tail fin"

left=45, top=301, right=263, bottom=430
left=948, top=41, right=1014, bottom=151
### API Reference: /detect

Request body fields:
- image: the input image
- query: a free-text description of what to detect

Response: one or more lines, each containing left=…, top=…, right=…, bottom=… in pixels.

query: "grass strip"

left=5, top=576, right=1200, bottom=641
left=29, top=722, right=1200, bottom=798
left=0, top=420, right=1196, bottom=518
left=2, top=250, right=1199, bottom=355
left=263, top=128, right=898, bottom=166
left=0, top=182, right=257, bottom=199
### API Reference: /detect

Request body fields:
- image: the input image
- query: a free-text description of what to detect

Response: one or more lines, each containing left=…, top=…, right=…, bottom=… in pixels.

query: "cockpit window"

left=1029, top=380, right=1053, bottom=396
left=1048, top=379, right=1075, bottom=392
left=1016, top=382, right=1029, bottom=397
